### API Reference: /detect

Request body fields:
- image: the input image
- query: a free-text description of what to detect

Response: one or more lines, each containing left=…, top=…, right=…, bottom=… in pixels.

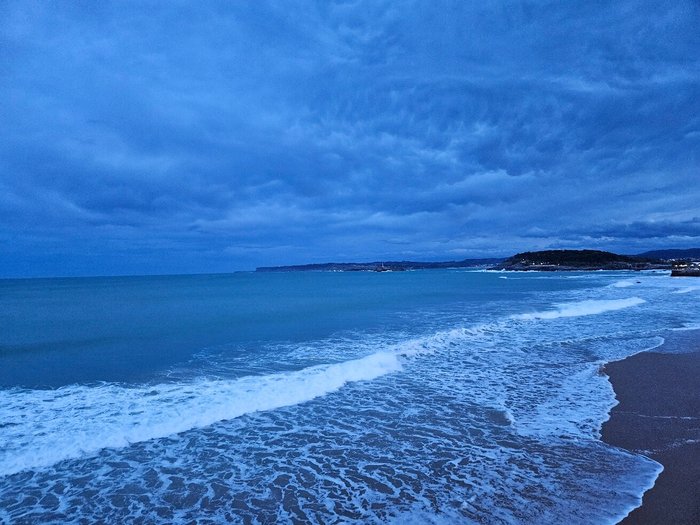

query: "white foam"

left=511, top=297, right=646, bottom=321
left=0, top=351, right=401, bottom=476
left=672, top=286, right=699, bottom=294
left=388, top=322, right=503, bottom=359
left=671, top=322, right=700, bottom=331
left=511, top=363, right=616, bottom=439
left=610, top=280, right=635, bottom=288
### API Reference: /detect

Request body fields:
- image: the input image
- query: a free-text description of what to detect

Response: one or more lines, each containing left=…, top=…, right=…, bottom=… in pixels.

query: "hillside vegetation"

left=495, top=250, right=666, bottom=271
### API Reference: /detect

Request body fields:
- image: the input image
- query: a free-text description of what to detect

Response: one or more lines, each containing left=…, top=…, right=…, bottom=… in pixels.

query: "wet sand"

left=601, top=334, right=700, bottom=525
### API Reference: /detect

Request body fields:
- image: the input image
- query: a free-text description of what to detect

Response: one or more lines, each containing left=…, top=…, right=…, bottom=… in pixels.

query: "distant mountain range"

left=635, top=248, right=700, bottom=260
left=256, top=248, right=699, bottom=272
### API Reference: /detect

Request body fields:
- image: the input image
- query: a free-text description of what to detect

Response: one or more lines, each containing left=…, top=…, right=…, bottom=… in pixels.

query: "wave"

left=671, top=322, right=700, bottom=332
left=672, top=286, right=699, bottom=294
left=0, top=351, right=401, bottom=477
left=512, top=297, right=646, bottom=321
left=610, top=279, right=636, bottom=288
left=0, top=289, right=662, bottom=479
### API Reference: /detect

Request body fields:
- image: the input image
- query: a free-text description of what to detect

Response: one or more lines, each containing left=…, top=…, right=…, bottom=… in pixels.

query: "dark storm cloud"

left=1, top=1, right=699, bottom=276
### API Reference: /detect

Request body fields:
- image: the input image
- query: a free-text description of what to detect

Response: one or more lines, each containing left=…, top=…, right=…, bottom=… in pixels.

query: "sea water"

left=0, top=269, right=697, bottom=524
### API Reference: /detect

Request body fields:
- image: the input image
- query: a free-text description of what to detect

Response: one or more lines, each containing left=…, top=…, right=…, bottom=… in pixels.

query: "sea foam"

left=672, top=286, right=699, bottom=294
left=611, top=279, right=636, bottom=288
left=0, top=351, right=401, bottom=476
left=512, top=297, right=646, bottom=321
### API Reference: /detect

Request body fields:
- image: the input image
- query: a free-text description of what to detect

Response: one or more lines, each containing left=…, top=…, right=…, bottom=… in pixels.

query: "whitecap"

left=511, top=297, right=646, bottom=321
left=0, top=351, right=401, bottom=476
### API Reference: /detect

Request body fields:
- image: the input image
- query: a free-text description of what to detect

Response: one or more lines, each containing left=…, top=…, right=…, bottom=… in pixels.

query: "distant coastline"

left=256, top=248, right=700, bottom=273
left=256, top=258, right=502, bottom=272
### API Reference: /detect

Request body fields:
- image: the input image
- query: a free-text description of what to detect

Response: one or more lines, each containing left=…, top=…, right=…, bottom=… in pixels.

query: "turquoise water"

left=0, top=271, right=587, bottom=388
left=0, top=270, right=697, bottom=523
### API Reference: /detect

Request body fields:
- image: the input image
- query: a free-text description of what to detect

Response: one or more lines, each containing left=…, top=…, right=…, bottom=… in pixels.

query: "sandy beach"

left=602, top=332, right=700, bottom=524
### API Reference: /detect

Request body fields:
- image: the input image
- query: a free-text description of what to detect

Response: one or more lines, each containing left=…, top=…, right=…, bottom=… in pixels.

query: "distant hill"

left=636, top=248, right=700, bottom=260
left=494, top=249, right=668, bottom=271
left=256, top=258, right=503, bottom=272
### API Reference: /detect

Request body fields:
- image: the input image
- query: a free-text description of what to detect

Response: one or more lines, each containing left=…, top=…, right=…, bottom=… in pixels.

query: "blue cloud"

left=1, top=1, right=699, bottom=276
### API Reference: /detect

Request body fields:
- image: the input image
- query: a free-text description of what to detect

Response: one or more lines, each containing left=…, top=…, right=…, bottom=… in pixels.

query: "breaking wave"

left=511, top=297, right=646, bottom=320
left=0, top=351, right=401, bottom=476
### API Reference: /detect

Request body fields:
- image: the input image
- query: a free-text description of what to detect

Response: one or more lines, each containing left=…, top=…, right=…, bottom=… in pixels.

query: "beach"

left=602, top=331, right=700, bottom=524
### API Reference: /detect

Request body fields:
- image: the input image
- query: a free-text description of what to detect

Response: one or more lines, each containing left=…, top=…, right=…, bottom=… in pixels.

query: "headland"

left=493, top=250, right=669, bottom=271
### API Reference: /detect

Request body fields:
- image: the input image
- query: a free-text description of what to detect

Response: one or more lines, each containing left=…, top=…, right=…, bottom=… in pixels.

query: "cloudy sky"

left=1, top=1, right=699, bottom=276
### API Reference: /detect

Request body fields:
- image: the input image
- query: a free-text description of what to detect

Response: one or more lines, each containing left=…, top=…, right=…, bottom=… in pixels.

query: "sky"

left=1, top=1, right=699, bottom=277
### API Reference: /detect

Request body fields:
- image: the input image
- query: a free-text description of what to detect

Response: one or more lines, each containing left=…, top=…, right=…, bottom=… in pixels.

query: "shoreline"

left=601, top=330, right=700, bottom=524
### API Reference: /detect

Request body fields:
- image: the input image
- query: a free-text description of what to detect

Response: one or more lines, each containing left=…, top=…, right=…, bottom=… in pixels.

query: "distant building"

left=671, top=260, right=700, bottom=277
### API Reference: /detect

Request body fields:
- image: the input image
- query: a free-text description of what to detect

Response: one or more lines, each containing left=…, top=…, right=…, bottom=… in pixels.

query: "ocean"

left=0, top=269, right=697, bottom=524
